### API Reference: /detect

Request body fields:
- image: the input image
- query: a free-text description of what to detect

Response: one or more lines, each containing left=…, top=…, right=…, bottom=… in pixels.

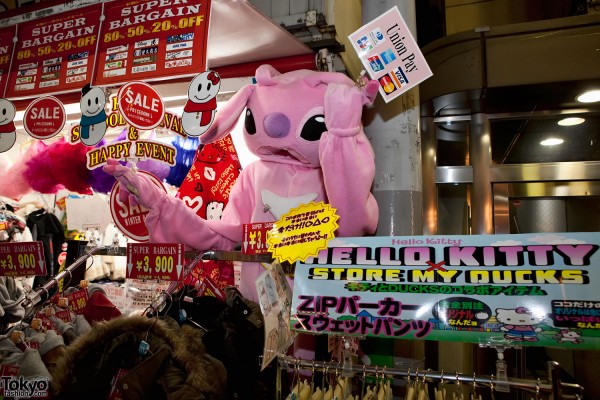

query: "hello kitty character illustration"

left=206, top=201, right=224, bottom=220
left=182, top=70, right=221, bottom=137
left=79, top=84, right=107, bottom=146
left=554, top=329, right=583, bottom=344
left=0, top=98, right=16, bottom=153
left=496, top=307, right=544, bottom=342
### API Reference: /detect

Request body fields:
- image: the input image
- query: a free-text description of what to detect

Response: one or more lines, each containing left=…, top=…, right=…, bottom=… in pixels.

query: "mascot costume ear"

left=200, top=84, right=256, bottom=144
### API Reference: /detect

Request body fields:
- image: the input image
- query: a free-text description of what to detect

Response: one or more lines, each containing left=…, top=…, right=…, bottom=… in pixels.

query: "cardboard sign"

left=23, top=96, right=66, bottom=139
left=0, top=241, right=46, bottom=277
left=291, top=232, right=600, bottom=350
left=348, top=6, right=432, bottom=103
left=109, top=171, right=167, bottom=242
left=126, top=243, right=184, bottom=281
left=6, top=4, right=101, bottom=98
left=267, top=202, right=339, bottom=264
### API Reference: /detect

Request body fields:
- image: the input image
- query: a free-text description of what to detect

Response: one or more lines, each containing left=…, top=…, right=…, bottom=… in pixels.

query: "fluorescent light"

left=577, top=90, right=600, bottom=103
left=558, top=117, right=584, bottom=126
left=540, top=138, right=563, bottom=146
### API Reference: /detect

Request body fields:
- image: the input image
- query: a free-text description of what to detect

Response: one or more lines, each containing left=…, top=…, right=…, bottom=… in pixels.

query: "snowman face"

left=80, top=87, right=106, bottom=117
left=187, top=71, right=220, bottom=104
left=0, top=99, right=16, bottom=125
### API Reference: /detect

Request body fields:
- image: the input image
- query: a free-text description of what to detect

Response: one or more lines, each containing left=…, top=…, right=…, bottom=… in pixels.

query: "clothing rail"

left=20, top=244, right=111, bottom=308
left=277, top=355, right=584, bottom=400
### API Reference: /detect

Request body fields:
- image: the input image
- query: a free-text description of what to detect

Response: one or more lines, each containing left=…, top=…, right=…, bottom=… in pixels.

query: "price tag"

left=0, top=241, right=46, bottom=276
left=126, top=243, right=184, bottom=281
left=55, top=309, right=72, bottom=323
left=242, top=222, right=273, bottom=255
left=65, top=288, right=89, bottom=315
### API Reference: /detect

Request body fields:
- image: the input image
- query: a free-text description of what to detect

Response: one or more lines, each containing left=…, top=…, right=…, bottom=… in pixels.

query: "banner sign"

left=0, top=26, right=16, bottom=96
left=6, top=4, right=101, bottom=98
left=0, top=241, right=46, bottom=277
left=126, top=242, right=184, bottom=281
left=291, top=232, right=600, bottom=350
left=95, top=0, right=211, bottom=86
left=348, top=6, right=432, bottom=103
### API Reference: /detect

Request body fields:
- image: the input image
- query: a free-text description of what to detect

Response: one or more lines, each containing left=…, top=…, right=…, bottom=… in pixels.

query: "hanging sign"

left=348, top=6, right=432, bottom=103
left=291, top=232, right=600, bottom=350
left=126, top=243, right=184, bottom=281
left=5, top=4, right=102, bottom=98
left=243, top=222, right=274, bottom=255
left=95, top=0, right=211, bottom=86
left=0, top=26, right=16, bottom=96
left=23, top=96, right=66, bottom=139
left=0, top=241, right=46, bottom=277
left=109, top=171, right=167, bottom=242
left=267, top=201, right=339, bottom=264
left=117, top=81, right=165, bottom=130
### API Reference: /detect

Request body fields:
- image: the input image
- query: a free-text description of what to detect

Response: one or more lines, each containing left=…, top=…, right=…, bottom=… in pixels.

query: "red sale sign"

left=109, top=171, right=167, bottom=242
left=0, top=241, right=46, bottom=277
left=23, top=96, right=66, bottom=139
left=117, top=81, right=164, bottom=130
left=95, top=0, right=211, bottom=86
left=126, top=243, right=184, bottom=281
left=6, top=4, right=101, bottom=98
left=65, top=288, right=88, bottom=314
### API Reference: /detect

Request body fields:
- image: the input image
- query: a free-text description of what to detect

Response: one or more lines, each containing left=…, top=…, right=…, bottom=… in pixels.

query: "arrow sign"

left=126, top=243, right=184, bottom=281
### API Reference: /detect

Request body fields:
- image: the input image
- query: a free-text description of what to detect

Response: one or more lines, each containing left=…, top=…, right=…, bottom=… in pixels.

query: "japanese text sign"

left=95, top=0, right=211, bottom=86
left=0, top=241, right=46, bottom=277
left=291, top=232, right=600, bottom=350
left=126, top=243, right=184, bottom=281
left=6, top=4, right=101, bottom=98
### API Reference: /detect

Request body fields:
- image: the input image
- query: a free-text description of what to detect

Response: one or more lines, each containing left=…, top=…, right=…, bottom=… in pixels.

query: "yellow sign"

left=267, top=201, right=339, bottom=264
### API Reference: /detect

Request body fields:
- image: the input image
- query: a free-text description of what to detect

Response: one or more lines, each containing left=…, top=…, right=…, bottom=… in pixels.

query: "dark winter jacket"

left=51, top=315, right=227, bottom=400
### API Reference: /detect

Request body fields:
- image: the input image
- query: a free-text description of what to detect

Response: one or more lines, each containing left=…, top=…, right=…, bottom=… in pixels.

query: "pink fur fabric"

left=47, top=139, right=92, bottom=195
left=0, top=140, right=47, bottom=199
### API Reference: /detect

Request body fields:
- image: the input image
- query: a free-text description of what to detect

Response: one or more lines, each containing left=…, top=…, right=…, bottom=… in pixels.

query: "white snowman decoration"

left=182, top=70, right=220, bottom=137
left=0, top=98, right=16, bottom=153
left=79, top=83, right=107, bottom=146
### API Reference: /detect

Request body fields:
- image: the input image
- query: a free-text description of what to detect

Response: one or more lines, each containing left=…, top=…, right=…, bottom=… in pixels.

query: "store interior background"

left=1, top=0, right=599, bottom=397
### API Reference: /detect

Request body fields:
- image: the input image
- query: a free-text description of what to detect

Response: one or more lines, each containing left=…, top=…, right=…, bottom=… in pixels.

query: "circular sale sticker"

left=109, top=171, right=167, bottom=242
left=117, top=81, right=164, bottom=130
left=23, top=96, right=66, bottom=139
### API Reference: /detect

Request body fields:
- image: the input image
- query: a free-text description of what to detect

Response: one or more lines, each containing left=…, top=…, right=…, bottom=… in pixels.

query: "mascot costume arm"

left=103, top=65, right=379, bottom=252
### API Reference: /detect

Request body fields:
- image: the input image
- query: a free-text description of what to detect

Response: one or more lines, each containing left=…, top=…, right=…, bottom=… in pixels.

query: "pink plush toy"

left=104, top=64, right=379, bottom=302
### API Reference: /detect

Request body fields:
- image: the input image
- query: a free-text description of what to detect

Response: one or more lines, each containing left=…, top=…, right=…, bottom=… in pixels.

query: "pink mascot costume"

left=104, top=64, right=380, bottom=302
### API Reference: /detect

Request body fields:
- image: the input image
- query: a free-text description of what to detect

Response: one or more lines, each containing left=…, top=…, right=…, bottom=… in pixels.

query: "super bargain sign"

left=6, top=4, right=101, bottom=98
left=126, top=243, right=184, bottom=281
left=0, top=241, right=46, bottom=277
left=95, top=0, right=211, bottom=86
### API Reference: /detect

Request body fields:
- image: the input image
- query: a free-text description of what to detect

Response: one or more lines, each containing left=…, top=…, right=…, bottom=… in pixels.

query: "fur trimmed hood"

left=52, top=315, right=226, bottom=400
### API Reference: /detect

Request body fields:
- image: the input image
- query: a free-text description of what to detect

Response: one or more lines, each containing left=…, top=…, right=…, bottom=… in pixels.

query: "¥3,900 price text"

left=136, top=255, right=174, bottom=274
left=0, top=253, right=36, bottom=270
